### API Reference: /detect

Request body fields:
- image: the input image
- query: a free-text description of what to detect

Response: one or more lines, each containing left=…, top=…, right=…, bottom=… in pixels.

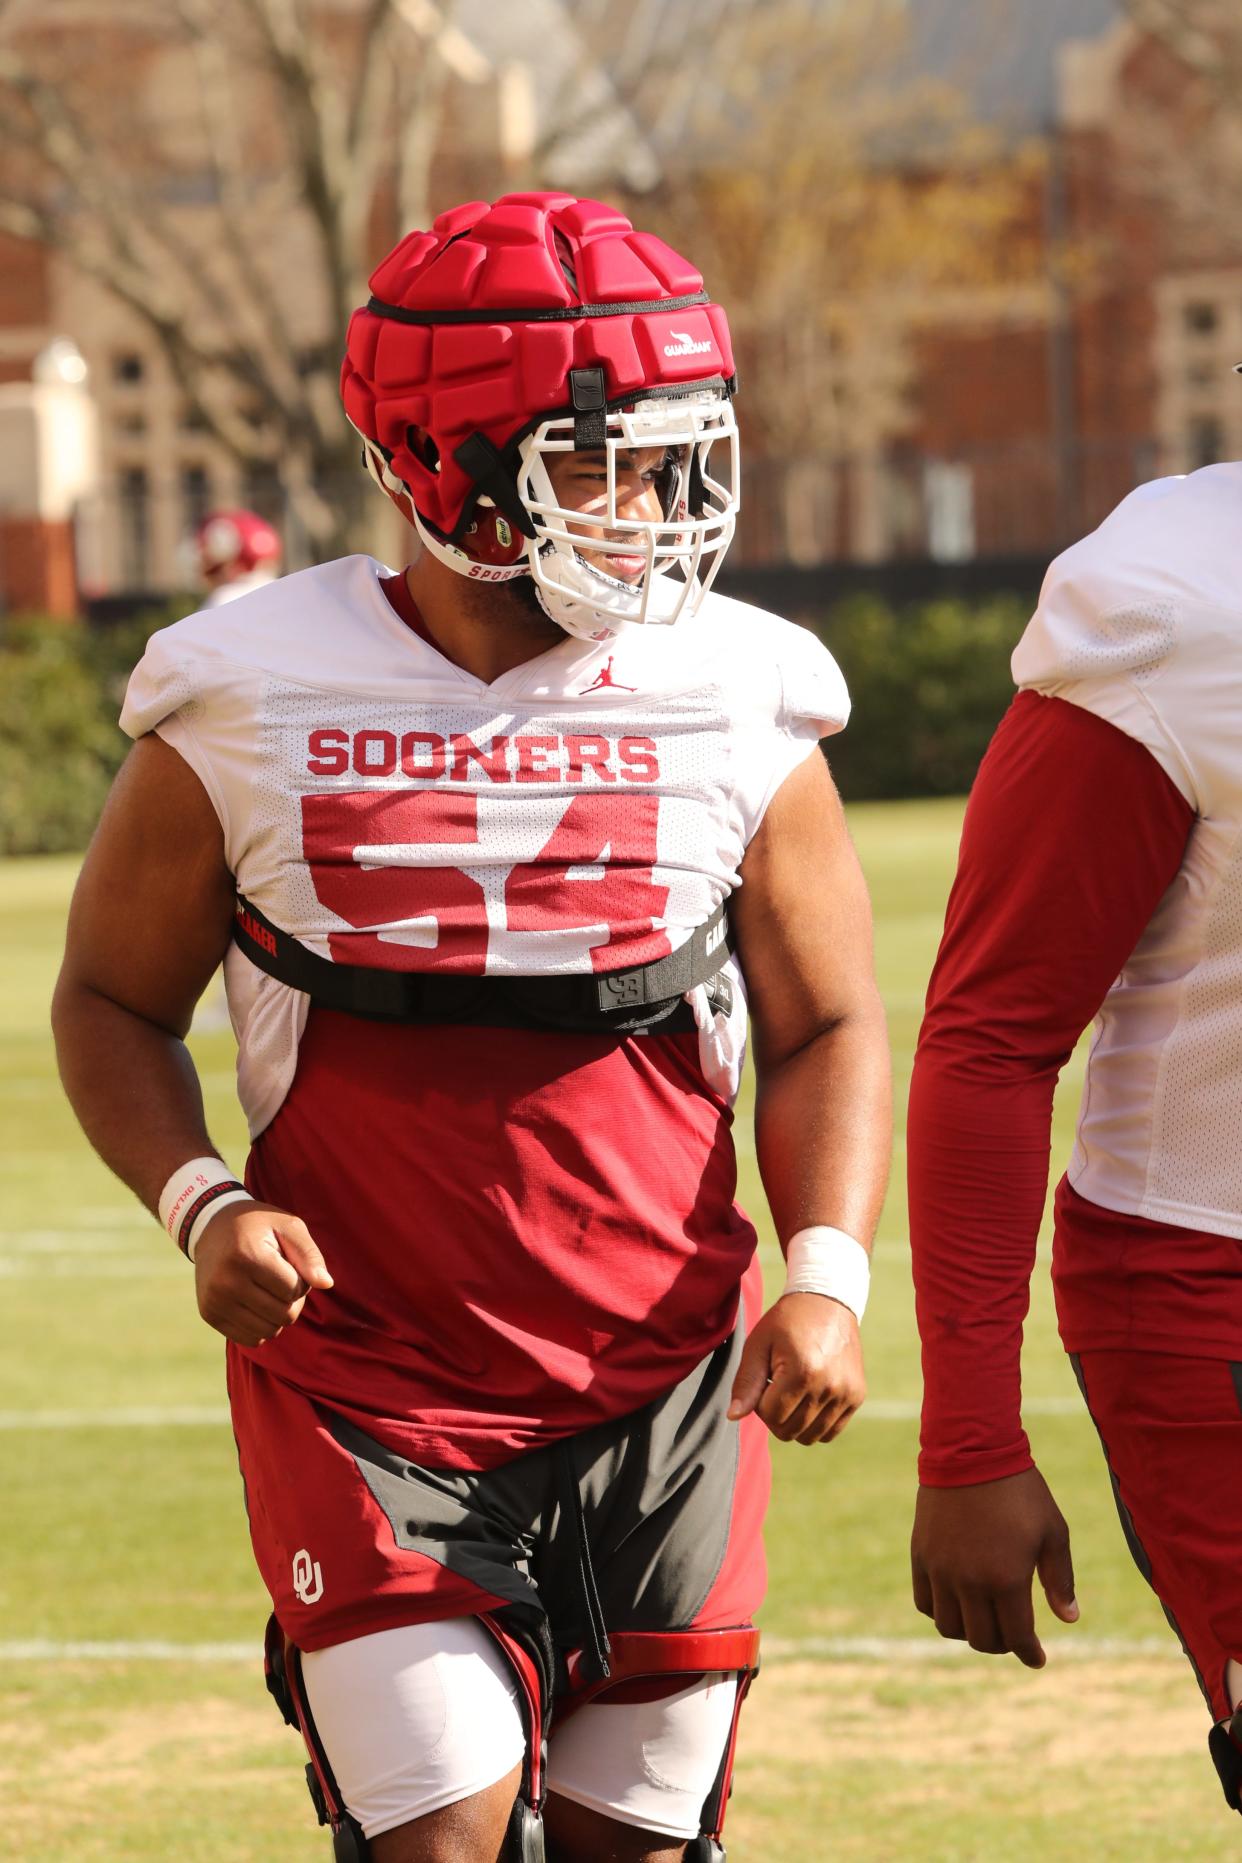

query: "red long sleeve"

left=908, top=691, right=1194, bottom=1486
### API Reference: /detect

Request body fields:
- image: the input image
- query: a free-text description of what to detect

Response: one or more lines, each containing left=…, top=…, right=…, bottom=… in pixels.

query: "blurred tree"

left=0, top=0, right=475, bottom=554
left=614, top=0, right=1051, bottom=467
left=0, top=0, right=1043, bottom=562
left=1123, top=0, right=1242, bottom=81
left=1115, top=1, right=1242, bottom=252
left=0, top=0, right=699, bottom=556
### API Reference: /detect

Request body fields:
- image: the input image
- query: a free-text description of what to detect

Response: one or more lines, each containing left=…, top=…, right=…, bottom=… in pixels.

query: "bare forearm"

left=754, top=1005, right=891, bottom=1250
left=52, top=979, right=223, bottom=1213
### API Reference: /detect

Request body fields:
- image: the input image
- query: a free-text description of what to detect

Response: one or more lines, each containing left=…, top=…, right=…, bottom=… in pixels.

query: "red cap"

left=196, top=509, right=281, bottom=573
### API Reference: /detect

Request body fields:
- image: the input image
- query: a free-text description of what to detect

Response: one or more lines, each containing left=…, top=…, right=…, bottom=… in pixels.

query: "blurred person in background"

left=52, top=193, right=890, bottom=1862
left=907, top=457, right=1242, bottom=1817
left=195, top=507, right=282, bottom=607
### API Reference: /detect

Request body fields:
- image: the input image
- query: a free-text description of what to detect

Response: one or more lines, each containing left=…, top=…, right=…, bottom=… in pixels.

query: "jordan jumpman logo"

left=581, top=656, right=636, bottom=693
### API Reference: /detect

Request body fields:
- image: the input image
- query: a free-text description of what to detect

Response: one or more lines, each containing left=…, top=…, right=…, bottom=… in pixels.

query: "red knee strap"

left=263, top=1617, right=757, bottom=1847
left=478, top=1611, right=548, bottom=1809
left=562, top=1626, right=760, bottom=1842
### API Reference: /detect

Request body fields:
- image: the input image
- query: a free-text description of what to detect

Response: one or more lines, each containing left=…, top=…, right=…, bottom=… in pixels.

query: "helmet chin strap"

left=408, top=497, right=669, bottom=644
left=360, top=423, right=693, bottom=644
left=409, top=505, right=528, bottom=583
left=530, top=547, right=687, bottom=643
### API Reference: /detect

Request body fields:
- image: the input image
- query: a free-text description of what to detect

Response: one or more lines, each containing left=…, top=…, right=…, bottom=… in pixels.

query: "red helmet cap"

left=340, top=192, right=735, bottom=544
left=196, top=508, right=281, bottom=573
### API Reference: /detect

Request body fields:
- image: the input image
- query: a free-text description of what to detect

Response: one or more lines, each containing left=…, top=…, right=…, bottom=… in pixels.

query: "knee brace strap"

left=264, top=1614, right=370, bottom=1858
left=479, top=1609, right=551, bottom=1817
left=264, top=1611, right=553, bottom=1861
left=561, top=1624, right=760, bottom=1848
left=1209, top=1709, right=1242, bottom=1814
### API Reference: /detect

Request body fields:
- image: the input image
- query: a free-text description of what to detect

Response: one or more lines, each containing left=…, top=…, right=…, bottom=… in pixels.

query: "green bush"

left=805, top=592, right=1031, bottom=800
left=0, top=611, right=181, bottom=857
left=0, top=591, right=1032, bottom=856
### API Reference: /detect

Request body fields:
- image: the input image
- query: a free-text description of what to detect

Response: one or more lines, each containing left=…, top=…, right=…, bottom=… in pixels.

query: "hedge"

left=0, top=613, right=176, bottom=856
left=804, top=592, right=1030, bottom=801
left=0, top=592, right=1032, bottom=856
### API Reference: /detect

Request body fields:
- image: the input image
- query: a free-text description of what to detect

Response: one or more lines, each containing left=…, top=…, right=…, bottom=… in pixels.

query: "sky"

left=910, top=0, right=1124, bottom=131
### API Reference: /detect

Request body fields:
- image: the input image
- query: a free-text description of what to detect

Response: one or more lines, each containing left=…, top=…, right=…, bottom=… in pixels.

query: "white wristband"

left=782, top=1225, right=871, bottom=1323
left=157, top=1156, right=250, bottom=1262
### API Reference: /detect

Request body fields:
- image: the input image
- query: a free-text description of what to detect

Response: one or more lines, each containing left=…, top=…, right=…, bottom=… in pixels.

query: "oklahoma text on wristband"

left=782, top=1225, right=871, bottom=1323
left=157, top=1157, right=250, bottom=1262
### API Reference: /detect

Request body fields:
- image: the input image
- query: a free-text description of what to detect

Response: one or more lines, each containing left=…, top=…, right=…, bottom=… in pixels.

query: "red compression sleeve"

left=908, top=691, right=1193, bottom=1486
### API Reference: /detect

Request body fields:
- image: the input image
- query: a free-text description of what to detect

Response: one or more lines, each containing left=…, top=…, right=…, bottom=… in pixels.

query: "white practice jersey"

left=1013, top=461, right=1242, bottom=1237
left=121, top=555, right=848, bottom=1137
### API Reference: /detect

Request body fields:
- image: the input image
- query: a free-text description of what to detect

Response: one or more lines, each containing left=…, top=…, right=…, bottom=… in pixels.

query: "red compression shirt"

left=908, top=691, right=1195, bottom=1488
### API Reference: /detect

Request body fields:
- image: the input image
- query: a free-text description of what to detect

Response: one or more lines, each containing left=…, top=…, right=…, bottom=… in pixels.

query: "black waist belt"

left=232, top=894, right=734, bottom=1036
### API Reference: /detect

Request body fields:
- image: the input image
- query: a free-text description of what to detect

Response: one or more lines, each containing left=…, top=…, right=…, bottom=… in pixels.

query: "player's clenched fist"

left=193, top=1202, right=334, bottom=1347
left=727, top=1292, right=866, bottom=1444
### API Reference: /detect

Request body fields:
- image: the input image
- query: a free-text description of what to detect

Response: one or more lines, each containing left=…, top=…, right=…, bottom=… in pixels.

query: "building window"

left=1155, top=274, right=1242, bottom=485
left=1183, top=302, right=1219, bottom=336
left=112, top=352, right=146, bottom=386
left=241, top=465, right=283, bottom=528
left=118, top=466, right=150, bottom=587
left=925, top=461, right=976, bottom=563
left=180, top=463, right=212, bottom=533
left=1187, top=416, right=1224, bottom=470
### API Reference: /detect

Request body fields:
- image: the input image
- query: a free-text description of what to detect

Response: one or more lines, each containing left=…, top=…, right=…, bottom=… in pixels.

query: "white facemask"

left=355, top=390, right=740, bottom=643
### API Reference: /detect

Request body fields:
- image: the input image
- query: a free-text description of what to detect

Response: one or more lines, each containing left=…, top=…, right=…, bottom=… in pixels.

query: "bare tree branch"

left=171, top=0, right=324, bottom=445
left=234, top=0, right=355, bottom=332
left=393, top=5, right=461, bottom=235
left=345, top=0, right=399, bottom=157
left=1123, top=0, right=1242, bottom=85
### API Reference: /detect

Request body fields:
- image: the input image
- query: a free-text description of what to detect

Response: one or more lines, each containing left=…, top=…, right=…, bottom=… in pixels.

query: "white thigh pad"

left=300, top=1617, right=527, bottom=1839
left=547, top=1675, right=739, bottom=1841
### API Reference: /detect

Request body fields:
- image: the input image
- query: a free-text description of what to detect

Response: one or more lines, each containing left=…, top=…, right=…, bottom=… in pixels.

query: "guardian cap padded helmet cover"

left=341, top=192, right=740, bottom=642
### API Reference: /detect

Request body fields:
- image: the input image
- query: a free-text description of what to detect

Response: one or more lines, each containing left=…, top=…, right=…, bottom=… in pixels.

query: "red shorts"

left=228, top=1300, right=770, bottom=1658
left=1070, top=1349, right=1242, bottom=1721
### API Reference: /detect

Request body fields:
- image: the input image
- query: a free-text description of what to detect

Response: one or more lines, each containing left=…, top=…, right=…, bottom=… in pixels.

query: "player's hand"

left=910, top=1467, right=1079, bottom=1669
left=727, top=1292, right=865, bottom=1444
left=192, top=1201, right=334, bottom=1347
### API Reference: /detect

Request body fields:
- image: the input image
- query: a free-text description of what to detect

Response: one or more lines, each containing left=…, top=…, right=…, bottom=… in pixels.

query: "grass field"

left=1, top=803, right=1234, bottom=1860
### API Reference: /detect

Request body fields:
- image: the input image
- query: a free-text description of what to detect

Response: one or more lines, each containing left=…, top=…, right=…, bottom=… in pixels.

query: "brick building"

left=2, top=3, right=1242, bottom=609
left=0, top=234, right=90, bottom=613
left=0, top=0, right=650, bottom=615
left=820, top=5, right=1242, bottom=570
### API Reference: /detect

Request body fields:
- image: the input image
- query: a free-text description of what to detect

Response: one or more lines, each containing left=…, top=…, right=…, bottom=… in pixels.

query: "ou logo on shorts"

left=292, top=1547, right=324, bottom=1605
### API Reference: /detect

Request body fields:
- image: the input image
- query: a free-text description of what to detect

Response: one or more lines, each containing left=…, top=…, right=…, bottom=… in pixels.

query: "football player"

left=194, top=506, right=282, bottom=607
left=53, top=193, right=891, bottom=1862
left=907, top=460, right=1242, bottom=1814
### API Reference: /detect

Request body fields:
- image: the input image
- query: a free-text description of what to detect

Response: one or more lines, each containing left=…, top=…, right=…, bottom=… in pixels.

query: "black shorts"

left=230, top=1302, right=770, bottom=1664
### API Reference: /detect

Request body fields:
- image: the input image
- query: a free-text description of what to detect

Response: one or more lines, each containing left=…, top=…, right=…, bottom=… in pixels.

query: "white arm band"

left=157, top=1156, right=251, bottom=1262
left=782, top=1225, right=871, bottom=1323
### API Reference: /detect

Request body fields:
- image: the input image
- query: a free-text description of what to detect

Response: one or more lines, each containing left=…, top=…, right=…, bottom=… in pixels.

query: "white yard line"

left=0, top=1639, right=256, bottom=1662
left=0, top=1259, right=180, bottom=1278
left=0, top=1406, right=229, bottom=1430
left=862, top=1394, right=1083, bottom=1419
left=0, top=1634, right=1185, bottom=1666
left=0, top=1210, right=145, bottom=1235
left=760, top=1635, right=1182, bottom=1664
left=0, top=1232, right=149, bottom=1252
left=0, top=1397, right=1085, bottom=1430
